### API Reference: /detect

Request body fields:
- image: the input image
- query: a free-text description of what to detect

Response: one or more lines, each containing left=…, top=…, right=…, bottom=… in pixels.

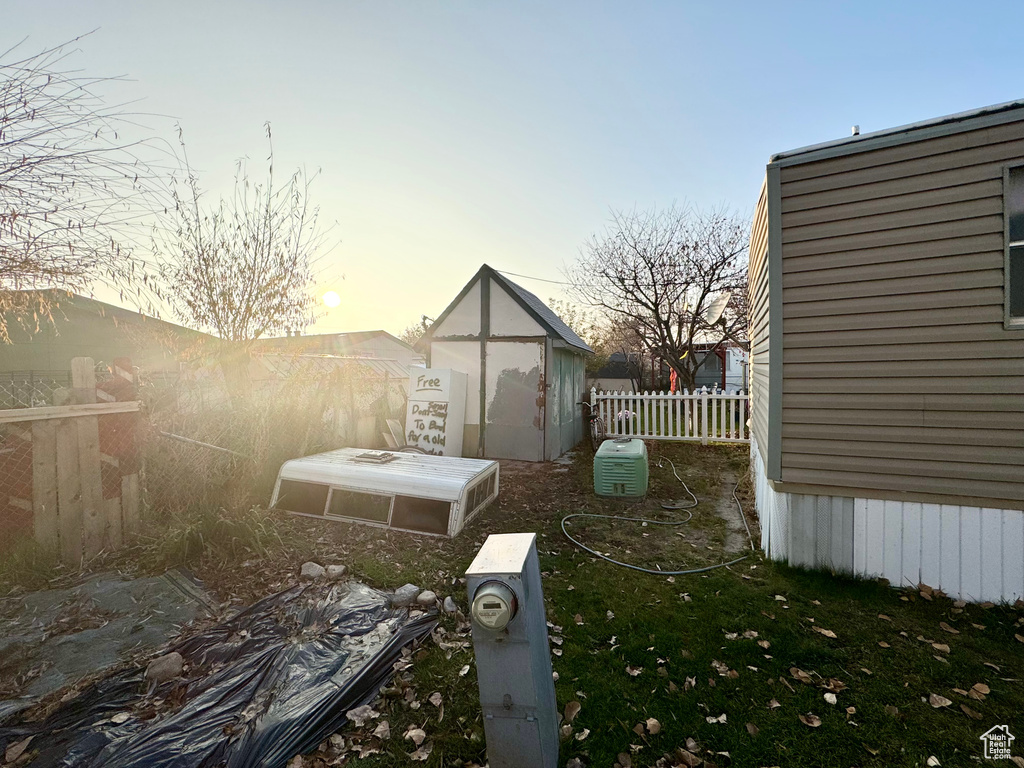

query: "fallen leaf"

left=575, top=728, right=590, bottom=741
left=972, top=682, right=990, bottom=695
left=789, top=667, right=813, bottom=685
left=566, top=759, right=585, bottom=768
left=373, top=720, right=390, bottom=740
left=959, top=703, right=983, bottom=720
left=745, top=722, right=759, bottom=736
left=774, top=595, right=787, bottom=602
left=878, top=639, right=891, bottom=648
left=984, top=662, right=1001, bottom=672
left=928, top=693, right=952, bottom=708
left=645, top=717, right=661, bottom=734
left=574, top=614, right=584, bottom=625
left=932, top=643, right=950, bottom=653
left=607, top=610, right=615, bottom=621
left=676, top=750, right=702, bottom=767
left=799, top=713, right=822, bottom=727
left=459, top=664, right=470, bottom=677
left=409, top=742, right=433, bottom=761
left=616, top=752, right=632, bottom=768
left=706, top=713, right=727, bottom=724
left=405, top=728, right=427, bottom=746
left=758, top=639, right=770, bottom=649
left=1016, top=633, right=1024, bottom=643
left=939, top=622, right=960, bottom=635
left=346, top=706, right=380, bottom=727
left=110, top=712, right=131, bottom=724
left=927, top=757, right=941, bottom=767
left=625, top=665, right=643, bottom=677
left=768, top=698, right=781, bottom=710
left=884, top=705, right=899, bottom=717
left=429, top=692, right=443, bottom=707
left=824, top=693, right=837, bottom=705
left=878, top=614, right=892, bottom=621
left=5, top=736, right=33, bottom=763
left=813, top=627, right=837, bottom=639
left=632, top=723, right=645, bottom=735
left=564, top=701, right=582, bottom=724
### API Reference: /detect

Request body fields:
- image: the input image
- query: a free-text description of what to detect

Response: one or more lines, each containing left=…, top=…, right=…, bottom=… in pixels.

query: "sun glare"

left=322, top=290, right=341, bottom=308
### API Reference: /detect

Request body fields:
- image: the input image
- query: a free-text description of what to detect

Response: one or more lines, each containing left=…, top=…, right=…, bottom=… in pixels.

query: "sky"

left=5, top=1, right=1024, bottom=338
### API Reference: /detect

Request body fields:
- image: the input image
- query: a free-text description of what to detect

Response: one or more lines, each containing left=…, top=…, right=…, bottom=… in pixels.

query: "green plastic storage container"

left=593, top=438, right=648, bottom=498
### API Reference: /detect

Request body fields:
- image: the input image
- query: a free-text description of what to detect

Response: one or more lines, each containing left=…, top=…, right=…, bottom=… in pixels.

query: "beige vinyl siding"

left=748, top=179, right=770, bottom=465
left=778, top=119, right=1024, bottom=506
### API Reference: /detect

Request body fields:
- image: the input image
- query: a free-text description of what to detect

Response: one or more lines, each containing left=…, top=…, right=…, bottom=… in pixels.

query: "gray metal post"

left=466, top=533, right=558, bottom=768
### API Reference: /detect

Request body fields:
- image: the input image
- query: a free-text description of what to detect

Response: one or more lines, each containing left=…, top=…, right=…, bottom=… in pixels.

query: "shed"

left=418, top=265, right=593, bottom=461
left=270, top=448, right=499, bottom=537
left=749, top=99, right=1024, bottom=603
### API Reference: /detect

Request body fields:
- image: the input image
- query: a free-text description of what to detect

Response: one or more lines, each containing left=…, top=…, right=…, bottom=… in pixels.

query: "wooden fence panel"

left=31, top=420, right=58, bottom=549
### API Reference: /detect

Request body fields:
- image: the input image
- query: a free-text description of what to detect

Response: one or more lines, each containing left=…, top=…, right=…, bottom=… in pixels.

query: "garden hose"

left=560, top=456, right=752, bottom=575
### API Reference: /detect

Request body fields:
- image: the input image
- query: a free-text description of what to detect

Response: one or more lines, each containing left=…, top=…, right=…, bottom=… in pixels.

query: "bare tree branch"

left=564, top=204, right=749, bottom=391
left=0, top=34, right=170, bottom=340
left=155, top=125, right=327, bottom=346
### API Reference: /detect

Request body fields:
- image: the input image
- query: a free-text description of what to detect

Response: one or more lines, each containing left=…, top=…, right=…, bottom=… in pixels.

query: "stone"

left=416, top=590, right=437, bottom=607
left=392, top=584, right=421, bottom=607
left=300, top=562, right=327, bottom=581
left=326, top=565, right=347, bottom=580
left=145, top=651, right=183, bottom=688
left=442, top=596, right=458, bottom=614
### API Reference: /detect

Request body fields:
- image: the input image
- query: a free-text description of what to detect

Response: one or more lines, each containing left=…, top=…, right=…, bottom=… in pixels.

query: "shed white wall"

left=488, top=279, right=545, bottom=336
left=751, top=436, right=1024, bottom=603
left=433, top=281, right=481, bottom=336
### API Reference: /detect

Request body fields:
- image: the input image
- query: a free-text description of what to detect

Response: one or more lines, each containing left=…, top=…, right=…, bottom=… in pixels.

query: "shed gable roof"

left=422, top=265, right=593, bottom=353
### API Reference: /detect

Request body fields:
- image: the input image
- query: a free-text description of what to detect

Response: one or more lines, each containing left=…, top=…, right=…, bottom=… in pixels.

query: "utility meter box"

left=466, top=533, right=558, bottom=768
left=594, top=438, right=649, bottom=498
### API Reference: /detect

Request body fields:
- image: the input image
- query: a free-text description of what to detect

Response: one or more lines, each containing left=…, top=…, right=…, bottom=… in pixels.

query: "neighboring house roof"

left=252, top=330, right=417, bottom=356
left=252, top=354, right=410, bottom=380
left=422, top=264, right=593, bottom=354
left=770, top=98, right=1024, bottom=165
left=592, top=352, right=638, bottom=379
left=3, top=289, right=208, bottom=340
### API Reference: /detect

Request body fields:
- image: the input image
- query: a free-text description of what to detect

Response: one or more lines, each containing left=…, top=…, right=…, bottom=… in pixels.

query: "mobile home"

left=749, top=100, right=1024, bottom=602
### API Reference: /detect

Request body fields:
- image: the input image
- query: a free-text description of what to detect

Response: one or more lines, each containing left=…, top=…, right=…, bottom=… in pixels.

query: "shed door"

left=484, top=341, right=544, bottom=461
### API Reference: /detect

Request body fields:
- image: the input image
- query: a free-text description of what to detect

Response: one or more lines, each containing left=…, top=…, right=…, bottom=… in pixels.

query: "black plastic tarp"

left=0, top=581, right=436, bottom=768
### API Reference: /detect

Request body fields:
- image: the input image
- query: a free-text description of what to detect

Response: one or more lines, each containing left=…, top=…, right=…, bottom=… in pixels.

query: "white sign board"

left=405, top=368, right=467, bottom=456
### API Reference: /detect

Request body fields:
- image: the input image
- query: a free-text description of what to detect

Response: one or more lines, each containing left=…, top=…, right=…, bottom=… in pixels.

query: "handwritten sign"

left=405, top=400, right=450, bottom=455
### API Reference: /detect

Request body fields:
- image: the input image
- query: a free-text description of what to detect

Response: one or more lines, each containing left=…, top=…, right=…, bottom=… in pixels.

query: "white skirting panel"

left=750, top=437, right=1024, bottom=604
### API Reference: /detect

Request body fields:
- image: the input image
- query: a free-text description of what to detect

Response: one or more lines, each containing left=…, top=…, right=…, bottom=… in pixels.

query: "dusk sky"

left=6, top=2, right=1024, bottom=338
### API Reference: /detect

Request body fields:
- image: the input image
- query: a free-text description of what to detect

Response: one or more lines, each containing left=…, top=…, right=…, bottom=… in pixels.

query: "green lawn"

left=278, top=442, right=1024, bottom=768
left=6, top=441, right=1019, bottom=768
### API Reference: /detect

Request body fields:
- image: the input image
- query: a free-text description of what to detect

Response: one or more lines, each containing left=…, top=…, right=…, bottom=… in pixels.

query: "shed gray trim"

left=770, top=99, right=1024, bottom=168
left=766, top=165, right=784, bottom=481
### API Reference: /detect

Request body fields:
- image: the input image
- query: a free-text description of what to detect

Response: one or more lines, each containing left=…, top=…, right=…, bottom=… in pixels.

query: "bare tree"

left=0, top=35, right=167, bottom=340
left=157, top=125, right=325, bottom=345
left=565, top=204, right=748, bottom=392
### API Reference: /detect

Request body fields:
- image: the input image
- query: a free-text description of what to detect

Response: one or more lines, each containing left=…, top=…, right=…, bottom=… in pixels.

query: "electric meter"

left=471, top=580, right=518, bottom=631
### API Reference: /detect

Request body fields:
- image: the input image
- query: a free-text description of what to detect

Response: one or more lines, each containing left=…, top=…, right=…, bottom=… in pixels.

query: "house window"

left=1006, top=166, right=1024, bottom=327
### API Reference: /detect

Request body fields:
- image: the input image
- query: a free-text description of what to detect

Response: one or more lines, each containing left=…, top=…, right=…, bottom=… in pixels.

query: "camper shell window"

left=328, top=489, right=392, bottom=522
left=1005, top=165, right=1024, bottom=327
left=276, top=480, right=329, bottom=516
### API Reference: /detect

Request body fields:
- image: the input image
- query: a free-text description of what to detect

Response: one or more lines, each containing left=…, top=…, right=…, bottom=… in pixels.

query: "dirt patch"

left=713, top=470, right=752, bottom=554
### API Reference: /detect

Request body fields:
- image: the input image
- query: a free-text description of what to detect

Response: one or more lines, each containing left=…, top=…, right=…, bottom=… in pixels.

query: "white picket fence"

left=590, top=387, right=750, bottom=444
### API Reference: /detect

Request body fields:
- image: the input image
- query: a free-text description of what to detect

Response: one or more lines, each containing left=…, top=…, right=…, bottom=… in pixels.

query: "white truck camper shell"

left=270, top=449, right=500, bottom=537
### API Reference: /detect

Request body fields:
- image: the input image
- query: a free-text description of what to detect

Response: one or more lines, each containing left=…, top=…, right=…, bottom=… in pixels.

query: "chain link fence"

left=0, top=371, right=72, bottom=409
